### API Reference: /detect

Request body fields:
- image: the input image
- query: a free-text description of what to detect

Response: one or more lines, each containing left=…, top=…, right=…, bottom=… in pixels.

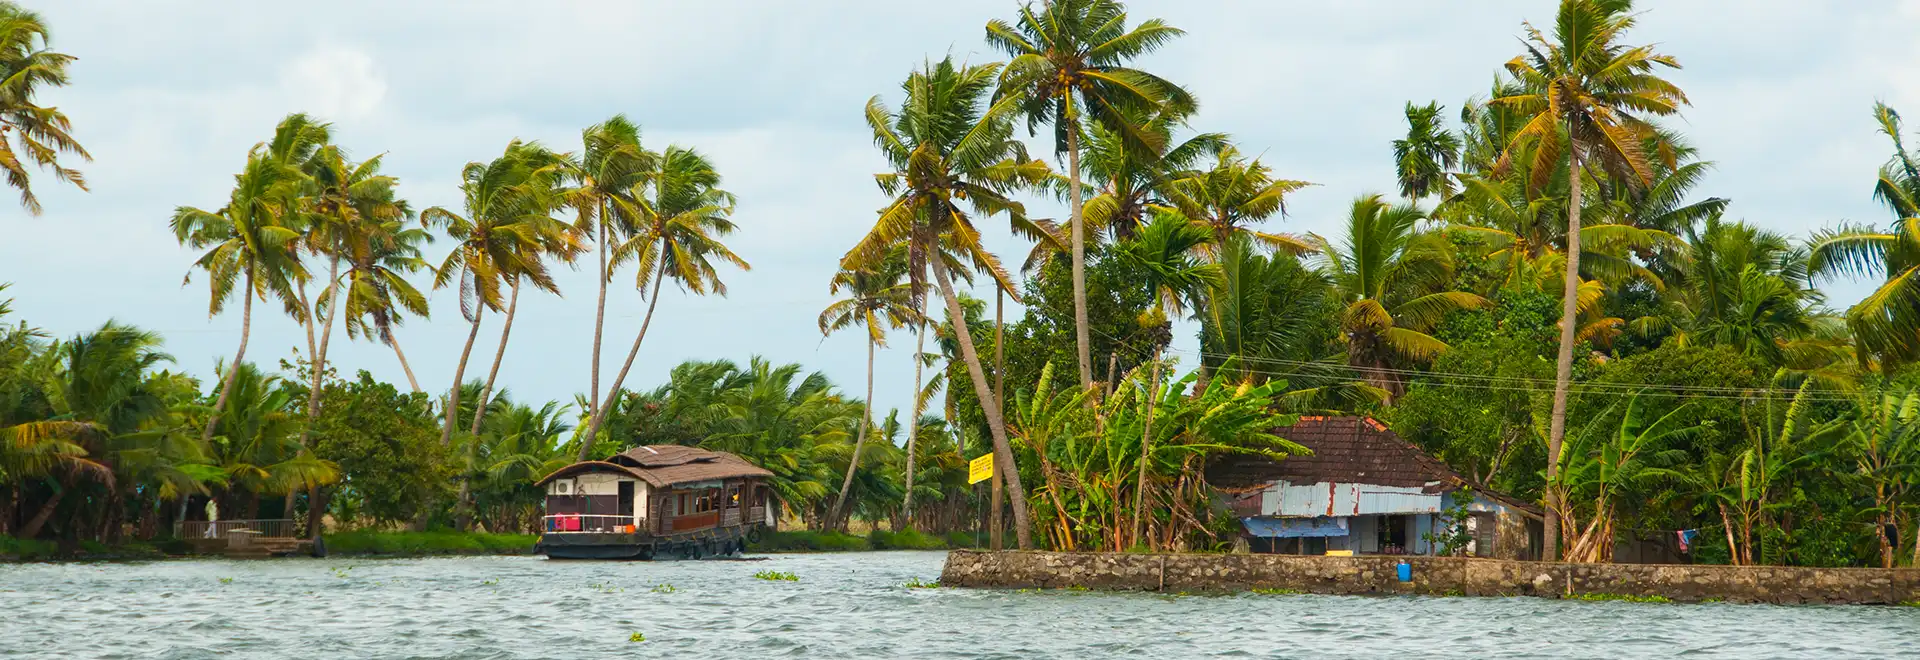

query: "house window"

left=1378, top=515, right=1408, bottom=554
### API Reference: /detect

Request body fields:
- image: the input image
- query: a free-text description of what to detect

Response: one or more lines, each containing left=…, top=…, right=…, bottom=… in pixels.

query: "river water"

left=1, top=551, right=1915, bottom=658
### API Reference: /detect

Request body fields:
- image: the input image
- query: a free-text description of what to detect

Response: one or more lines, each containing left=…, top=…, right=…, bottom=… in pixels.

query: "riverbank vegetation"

left=5, top=0, right=1920, bottom=568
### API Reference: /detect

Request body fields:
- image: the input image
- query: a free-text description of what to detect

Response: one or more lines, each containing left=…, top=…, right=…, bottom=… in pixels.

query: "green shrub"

left=0, top=535, right=56, bottom=560
left=747, top=530, right=870, bottom=553
left=945, top=531, right=982, bottom=549
left=869, top=529, right=947, bottom=550
left=322, top=531, right=536, bottom=556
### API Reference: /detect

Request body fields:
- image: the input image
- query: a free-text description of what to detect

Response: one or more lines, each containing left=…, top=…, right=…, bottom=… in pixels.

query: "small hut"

left=1209, top=416, right=1543, bottom=559
left=534, top=445, right=774, bottom=559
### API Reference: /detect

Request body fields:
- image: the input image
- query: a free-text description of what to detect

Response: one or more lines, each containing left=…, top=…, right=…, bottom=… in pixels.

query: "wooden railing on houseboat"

left=542, top=514, right=636, bottom=533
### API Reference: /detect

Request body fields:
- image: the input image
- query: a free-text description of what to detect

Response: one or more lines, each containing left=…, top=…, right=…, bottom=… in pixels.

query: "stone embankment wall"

left=940, top=550, right=1920, bottom=605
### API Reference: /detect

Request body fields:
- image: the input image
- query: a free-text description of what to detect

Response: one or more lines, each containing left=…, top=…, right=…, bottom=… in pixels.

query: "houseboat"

left=534, top=445, right=775, bottom=559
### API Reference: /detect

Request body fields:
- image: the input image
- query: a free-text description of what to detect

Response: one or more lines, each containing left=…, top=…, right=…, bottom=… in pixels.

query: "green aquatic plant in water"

left=628, top=632, right=646, bottom=643
left=219, top=577, right=234, bottom=585
left=753, top=570, right=799, bottom=582
left=903, top=577, right=939, bottom=589
left=651, top=583, right=677, bottom=594
left=589, top=582, right=623, bottom=593
left=1251, top=587, right=1301, bottom=595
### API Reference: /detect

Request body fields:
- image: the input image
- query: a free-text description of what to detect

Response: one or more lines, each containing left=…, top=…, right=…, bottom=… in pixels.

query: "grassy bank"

left=322, top=531, right=537, bottom=556
left=748, top=528, right=979, bottom=553
left=1, top=535, right=166, bottom=561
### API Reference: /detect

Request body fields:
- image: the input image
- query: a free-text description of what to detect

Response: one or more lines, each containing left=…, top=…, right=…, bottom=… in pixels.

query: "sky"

left=4, top=0, right=1919, bottom=428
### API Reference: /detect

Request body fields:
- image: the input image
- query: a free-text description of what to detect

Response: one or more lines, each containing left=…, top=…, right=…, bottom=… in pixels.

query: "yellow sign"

left=968, top=453, right=995, bottom=485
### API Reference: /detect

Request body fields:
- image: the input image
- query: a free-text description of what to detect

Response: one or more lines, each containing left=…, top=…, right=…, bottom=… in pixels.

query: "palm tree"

left=987, top=0, right=1194, bottom=390
left=1199, top=237, right=1337, bottom=386
left=842, top=57, right=1054, bottom=549
left=171, top=115, right=327, bottom=445
left=1393, top=101, right=1461, bottom=201
left=334, top=196, right=431, bottom=392
left=298, top=147, right=408, bottom=449
left=1309, top=195, right=1486, bottom=402
left=1809, top=103, right=1920, bottom=367
left=1164, top=146, right=1315, bottom=256
left=470, top=166, right=574, bottom=440
left=0, top=1, right=88, bottom=214
left=421, top=141, right=570, bottom=449
left=1081, top=106, right=1226, bottom=242
left=580, top=146, right=748, bottom=458
left=568, top=116, right=655, bottom=427
left=1846, top=383, right=1920, bottom=568
left=1492, top=0, right=1689, bottom=560
left=819, top=258, right=916, bottom=529
left=1114, top=213, right=1219, bottom=544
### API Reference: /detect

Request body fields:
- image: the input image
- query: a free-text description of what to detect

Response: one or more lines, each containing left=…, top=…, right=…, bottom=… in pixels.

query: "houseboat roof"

left=1208, top=415, right=1540, bottom=516
left=535, top=445, right=773, bottom=488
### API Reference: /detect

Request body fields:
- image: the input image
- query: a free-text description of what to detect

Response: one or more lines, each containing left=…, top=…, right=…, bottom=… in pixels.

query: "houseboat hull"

left=537, top=524, right=761, bottom=560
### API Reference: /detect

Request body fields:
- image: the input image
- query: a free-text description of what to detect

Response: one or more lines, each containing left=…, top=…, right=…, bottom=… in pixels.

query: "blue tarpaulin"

left=1241, top=516, right=1349, bottom=538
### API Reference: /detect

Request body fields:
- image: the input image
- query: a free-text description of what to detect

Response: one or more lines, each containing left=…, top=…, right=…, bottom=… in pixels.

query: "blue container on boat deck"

left=1396, top=562, right=1412, bottom=582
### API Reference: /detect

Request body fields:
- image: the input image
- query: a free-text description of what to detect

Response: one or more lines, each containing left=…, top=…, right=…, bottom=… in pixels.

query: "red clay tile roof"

left=535, top=445, right=772, bottom=488
left=1208, top=416, right=1540, bottom=516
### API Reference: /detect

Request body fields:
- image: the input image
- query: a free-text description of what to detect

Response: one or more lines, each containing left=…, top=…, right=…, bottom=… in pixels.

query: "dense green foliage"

left=7, top=0, right=1920, bottom=568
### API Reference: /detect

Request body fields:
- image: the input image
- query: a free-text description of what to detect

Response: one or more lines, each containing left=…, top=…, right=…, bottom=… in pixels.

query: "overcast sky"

left=5, top=1, right=1918, bottom=427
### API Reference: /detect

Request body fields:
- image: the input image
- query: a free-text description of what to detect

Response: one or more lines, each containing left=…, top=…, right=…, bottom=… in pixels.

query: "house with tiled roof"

left=1208, top=416, right=1543, bottom=559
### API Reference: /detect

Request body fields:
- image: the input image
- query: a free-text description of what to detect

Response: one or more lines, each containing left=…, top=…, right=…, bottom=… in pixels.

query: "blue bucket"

left=1396, top=562, right=1412, bottom=582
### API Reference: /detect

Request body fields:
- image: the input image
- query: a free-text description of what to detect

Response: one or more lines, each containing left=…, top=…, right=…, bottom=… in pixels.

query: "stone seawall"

left=940, top=550, right=1920, bottom=605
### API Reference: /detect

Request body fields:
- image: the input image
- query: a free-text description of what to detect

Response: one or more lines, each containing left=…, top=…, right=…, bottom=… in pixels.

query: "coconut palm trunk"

left=470, top=281, right=520, bottom=436
left=1067, top=127, right=1093, bottom=389
left=1134, top=347, right=1162, bottom=548
left=590, top=219, right=609, bottom=423
left=991, top=289, right=1006, bottom=550
left=202, top=268, right=256, bottom=444
left=441, top=306, right=485, bottom=447
left=902, top=301, right=928, bottom=528
left=830, top=337, right=876, bottom=530
left=581, top=250, right=670, bottom=460
left=1543, top=147, right=1583, bottom=562
left=930, top=256, right=1031, bottom=549
left=389, top=332, right=421, bottom=393
left=301, top=257, right=343, bottom=446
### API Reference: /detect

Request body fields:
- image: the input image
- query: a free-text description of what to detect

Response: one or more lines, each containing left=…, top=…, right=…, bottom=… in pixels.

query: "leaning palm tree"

left=841, top=57, right=1053, bottom=549
left=567, top=116, right=655, bottom=427
left=1309, top=195, right=1486, bottom=402
left=0, top=1, right=89, bottom=214
left=819, top=258, right=917, bottom=529
left=335, top=198, right=431, bottom=392
left=1809, top=103, right=1920, bottom=367
left=298, top=147, right=407, bottom=443
left=1491, top=0, right=1689, bottom=560
left=421, top=140, right=570, bottom=448
left=171, top=115, right=327, bottom=445
left=1163, top=146, right=1315, bottom=256
left=1393, top=101, right=1461, bottom=201
left=1114, top=213, right=1219, bottom=544
left=580, top=146, right=748, bottom=457
left=988, top=0, right=1194, bottom=390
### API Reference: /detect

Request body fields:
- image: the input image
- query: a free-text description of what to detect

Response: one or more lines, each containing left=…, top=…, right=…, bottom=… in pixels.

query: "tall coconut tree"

left=841, top=57, right=1054, bottom=549
left=298, top=148, right=407, bottom=441
left=0, top=1, right=88, bottom=215
left=568, top=116, right=655, bottom=426
left=1308, top=195, right=1486, bottom=402
left=819, top=257, right=916, bottom=529
left=334, top=195, right=431, bottom=392
left=987, top=0, right=1195, bottom=390
left=1393, top=101, right=1461, bottom=201
left=1164, top=146, right=1315, bottom=256
left=580, top=146, right=748, bottom=458
left=171, top=115, right=328, bottom=445
left=421, top=141, right=570, bottom=449
left=1114, top=213, right=1219, bottom=544
left=1491, top=0, right=1689, bottom=560
left=1809, top=103, right=1920, bottom=367
left=470, top=168, right=575, bottom=439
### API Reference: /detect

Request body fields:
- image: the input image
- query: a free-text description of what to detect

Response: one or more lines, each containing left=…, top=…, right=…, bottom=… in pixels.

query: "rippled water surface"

left=2, top=551, right=1916, bottom=658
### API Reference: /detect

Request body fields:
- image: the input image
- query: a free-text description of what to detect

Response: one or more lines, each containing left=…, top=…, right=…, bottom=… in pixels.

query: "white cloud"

left=280, top=46, right=387, bottom=122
